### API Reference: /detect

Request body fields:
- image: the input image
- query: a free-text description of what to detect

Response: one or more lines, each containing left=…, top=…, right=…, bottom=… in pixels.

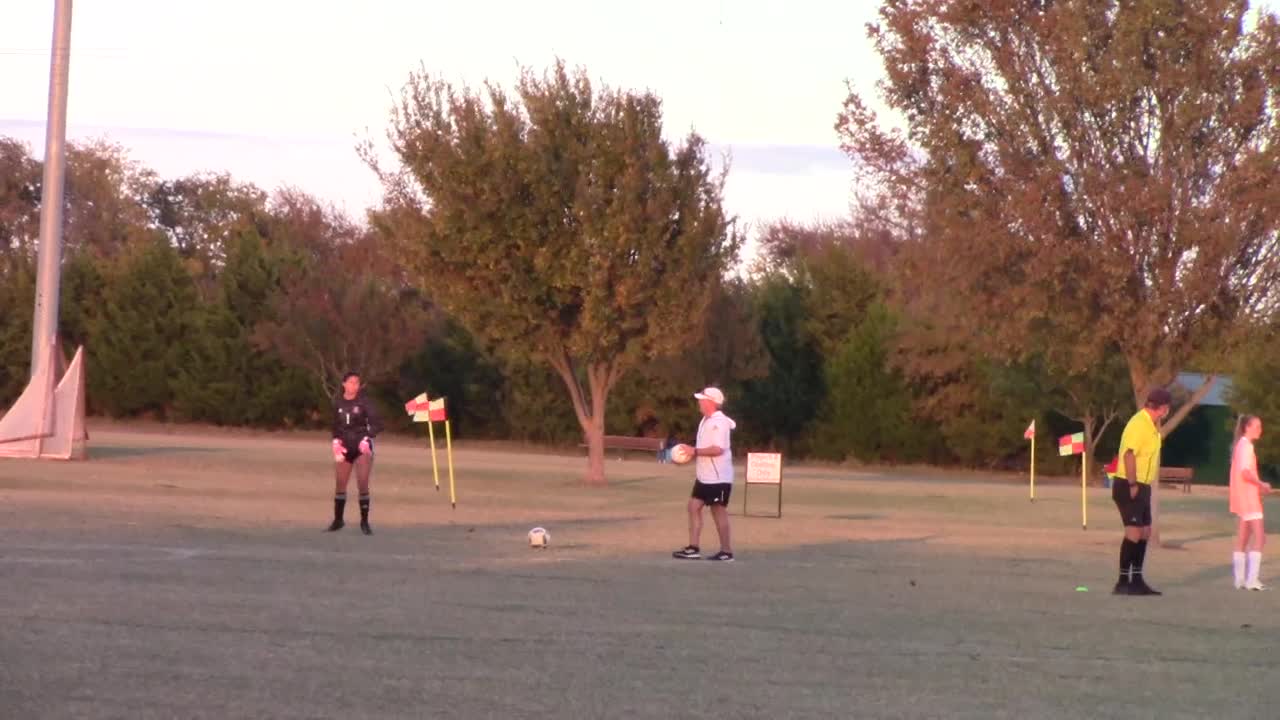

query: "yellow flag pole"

left=446, top=419, right=456, bottom=509
left=427, top=416, right=440, bottom=492
left=1029, top=434, right=1036, bottom=502
left=1081, top=448, right=1088, bottom=530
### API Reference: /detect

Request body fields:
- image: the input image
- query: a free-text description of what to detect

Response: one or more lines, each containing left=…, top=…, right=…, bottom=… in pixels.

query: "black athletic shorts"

left=691, top=480, right=732, bottom=506
left=338, top=437, right=373, bottom=464
left=1112, top=479, right=1152, bottom=527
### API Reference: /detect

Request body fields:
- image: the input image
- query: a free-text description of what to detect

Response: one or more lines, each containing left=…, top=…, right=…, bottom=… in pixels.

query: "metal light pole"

left=30, top=0, right=73, bottom=380
left=0, top=0, right=86, bottom=461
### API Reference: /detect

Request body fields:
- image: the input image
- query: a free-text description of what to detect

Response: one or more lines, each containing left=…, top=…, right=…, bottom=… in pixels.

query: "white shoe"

left=1235, top=581, right=1245, bottom=590
left=1246, top=581, right=1269, bottom=591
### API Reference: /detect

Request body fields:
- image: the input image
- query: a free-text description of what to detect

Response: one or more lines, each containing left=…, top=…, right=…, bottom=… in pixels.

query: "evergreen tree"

left=89, top=239, right=197, bottom=417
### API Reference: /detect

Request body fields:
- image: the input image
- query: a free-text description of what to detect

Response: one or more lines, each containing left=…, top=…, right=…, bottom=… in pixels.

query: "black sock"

left=1133, top=539, right=1148, bottom=581
left=334, top=493, right=347, bottom=520
left=359, top=494, right=370, bottom=522
left=1119, top=539, right=1136, bottom=584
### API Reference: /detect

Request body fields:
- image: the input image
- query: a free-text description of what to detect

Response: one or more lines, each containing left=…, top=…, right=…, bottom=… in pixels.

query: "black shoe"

left=1129, top=578, right=1162, bottom=596
left=672, top=546, right=701, bottom=559
left=707, top=550, right=735, bottom=562
left=326, top=519, right=344, bottom=532
left=360, top=520, right=372, bottom=536
left=1112, top=581, right=1130, bottom=595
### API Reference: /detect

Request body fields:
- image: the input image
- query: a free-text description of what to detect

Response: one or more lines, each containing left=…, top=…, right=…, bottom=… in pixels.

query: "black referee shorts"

left=1111, top=479, right=1152, bottom=527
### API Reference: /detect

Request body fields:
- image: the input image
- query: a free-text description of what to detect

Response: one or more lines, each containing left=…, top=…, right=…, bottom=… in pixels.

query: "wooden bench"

left=1159, top=466, right=1193, bottom=494
left=580, top=435, right=664, bottom=459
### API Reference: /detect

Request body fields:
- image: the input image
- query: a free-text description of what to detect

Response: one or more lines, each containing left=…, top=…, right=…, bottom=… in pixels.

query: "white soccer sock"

left=1247, top=551, right=1263, bottom=585
left=1234, top=552, right=1247, bottom=587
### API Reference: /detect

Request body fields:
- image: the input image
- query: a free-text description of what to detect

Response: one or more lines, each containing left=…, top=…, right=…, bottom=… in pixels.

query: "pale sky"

left=1, top=1, right=887, bottom=240
left=7, top=2, right=1273, bottom=243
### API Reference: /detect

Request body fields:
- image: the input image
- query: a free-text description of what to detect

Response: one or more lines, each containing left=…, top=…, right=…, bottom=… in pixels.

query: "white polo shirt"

left=695, top=410, right=736, bottom=484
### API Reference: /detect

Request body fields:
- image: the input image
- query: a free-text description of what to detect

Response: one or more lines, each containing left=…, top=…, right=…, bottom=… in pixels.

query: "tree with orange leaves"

left=839, top=0, right=1280, bottom=437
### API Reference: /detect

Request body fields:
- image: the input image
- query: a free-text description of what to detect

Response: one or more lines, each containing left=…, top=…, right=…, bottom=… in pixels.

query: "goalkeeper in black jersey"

left=328, top=371, right=384, bottom=535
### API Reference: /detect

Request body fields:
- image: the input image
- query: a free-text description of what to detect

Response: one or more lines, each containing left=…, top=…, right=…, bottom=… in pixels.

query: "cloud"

left=0, top=120, right=854, bottom=226
left=0, top=118, right=353, bottom=147
left=708, top=143, right=848, bottom=176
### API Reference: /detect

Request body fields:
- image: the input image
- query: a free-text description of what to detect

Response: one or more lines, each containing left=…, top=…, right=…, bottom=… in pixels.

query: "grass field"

left=2, top=423, right=1278, bottom=719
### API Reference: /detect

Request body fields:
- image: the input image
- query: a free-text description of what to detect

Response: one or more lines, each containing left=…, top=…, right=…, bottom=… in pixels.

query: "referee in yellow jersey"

left=1111, top=388, right=1173, bottom=596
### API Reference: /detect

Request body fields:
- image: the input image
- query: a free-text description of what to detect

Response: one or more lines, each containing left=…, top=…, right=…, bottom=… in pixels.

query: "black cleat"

left=1112, top=581, right=1130, bottom=595
left=707, top=551, right=735, bottom=562
left=1129, top=579, right=1162, bottom=596
left=326, top=519, right=344, bottom=532
left=672, top=546, right=701, bottom=560
left=360, top=520, right=372, bottom=536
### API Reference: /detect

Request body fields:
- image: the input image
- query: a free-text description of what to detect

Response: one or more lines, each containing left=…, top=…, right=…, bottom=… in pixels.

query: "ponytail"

left=1235, top=414, right=1258, bottom=444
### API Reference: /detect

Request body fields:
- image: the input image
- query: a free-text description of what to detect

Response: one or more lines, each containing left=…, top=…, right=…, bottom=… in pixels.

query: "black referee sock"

left=334, top=493, right=347, bottom=521
left=359, top=494, right=370, bottom=522
left=1133, top=539, right=1148, bottom=580
left=1119, top=539, right=1137, bottom=584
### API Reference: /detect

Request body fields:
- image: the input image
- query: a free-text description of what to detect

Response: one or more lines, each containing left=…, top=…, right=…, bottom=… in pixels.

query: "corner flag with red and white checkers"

left=1058, top=432, right=1085, bottom=456
left=427, top=397, right=447, bottom=422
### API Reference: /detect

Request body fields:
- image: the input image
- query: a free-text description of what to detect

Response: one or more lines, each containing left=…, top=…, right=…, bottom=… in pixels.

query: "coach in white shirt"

left=673, top=387, right=737, bottom=562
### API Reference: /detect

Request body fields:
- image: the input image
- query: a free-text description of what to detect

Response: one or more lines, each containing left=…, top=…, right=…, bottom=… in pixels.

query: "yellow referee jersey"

left=1114, top=408, right=1161, bottom=485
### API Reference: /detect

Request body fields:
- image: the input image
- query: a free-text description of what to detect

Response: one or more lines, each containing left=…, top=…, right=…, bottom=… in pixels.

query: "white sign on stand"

left=743, top=452, right=783, bottom=518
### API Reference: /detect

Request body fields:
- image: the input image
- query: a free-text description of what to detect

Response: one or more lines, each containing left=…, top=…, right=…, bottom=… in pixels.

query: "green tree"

left=605, top=278, right=768, bottom=445
left=88, top=239, right=198, bottom=417
left=61, top=140, right=158, bottom=259
left=894, top=318, right=1027, bottom=467
left=394, top=318, right=509, bottom=437
left=59, top=251, right=106, bottom=351
left=0, top=137, right=41, bottom=259
left=810, top=304, right=918, bottom=462
left=496, top=358, right=585, bottom=446
left=745, top=219, right=910, bottom=460
left=369, top=60, right=740, bottom=484
left=0, top=250, right=103, bottom=408
left=171, top=230, right=318, bottom=426
left=144, top=173, right=269, bottom=296
left=1226, top=327, right=1280, bottom=468
left=733, top=276, right=825, bottom=454
left=0, top=256, right=35, bottom=405
left=753, top=219, right=892, bottom=356
left=1, top=137, right=157, bottom=262
left=991, top=347, right=1134, bottom=473
left=170, top=298, right=253, bottom=424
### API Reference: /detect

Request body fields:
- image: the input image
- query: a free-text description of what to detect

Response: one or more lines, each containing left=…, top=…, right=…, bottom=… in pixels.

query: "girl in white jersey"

left=1229, top=415, right=1271, bottom=589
